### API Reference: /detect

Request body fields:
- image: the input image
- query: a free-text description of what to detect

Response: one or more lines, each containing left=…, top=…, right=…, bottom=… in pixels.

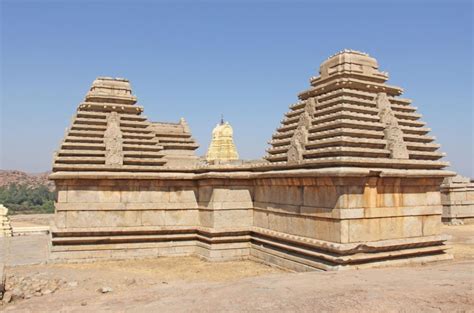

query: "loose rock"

left=99, top=286, right=113, bottom=293
left=2, top=292, right=12, bottom=304
left=67, top=281, right=78, bottom=288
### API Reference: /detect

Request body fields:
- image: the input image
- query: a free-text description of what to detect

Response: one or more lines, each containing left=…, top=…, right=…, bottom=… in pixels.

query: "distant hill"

left=0, top=170, right=55, bottom=190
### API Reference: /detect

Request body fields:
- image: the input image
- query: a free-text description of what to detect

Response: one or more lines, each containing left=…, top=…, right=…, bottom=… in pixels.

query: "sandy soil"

left=8, top=214, right=53, bottom=228
left=1, top=223, right=473, bottom=313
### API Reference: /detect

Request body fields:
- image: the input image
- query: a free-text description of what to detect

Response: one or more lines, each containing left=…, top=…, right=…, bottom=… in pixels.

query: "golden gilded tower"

left=206, top=118, right=239, bottom=162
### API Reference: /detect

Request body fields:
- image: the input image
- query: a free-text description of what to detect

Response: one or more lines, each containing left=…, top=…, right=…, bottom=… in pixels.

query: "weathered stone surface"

left=104, top=112, right=123, bottom=166
left=0, top=205, right=12, bottom=237
left=265, top=49, right=447, bottom=170
left=441, top=175, right=474, bottom=224
left=150, top=118, right=199, bottom=167
left=376, top=92, right=409, bottom=159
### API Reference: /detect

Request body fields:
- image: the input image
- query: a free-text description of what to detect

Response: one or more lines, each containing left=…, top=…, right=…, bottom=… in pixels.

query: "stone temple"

left=49, top=50, right=454, bottom=271
left=206, top=118, right=239, bottom=163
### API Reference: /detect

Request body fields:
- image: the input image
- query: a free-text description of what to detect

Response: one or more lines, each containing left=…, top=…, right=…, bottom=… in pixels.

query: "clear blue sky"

left=1, top=0, right=473, bottom=177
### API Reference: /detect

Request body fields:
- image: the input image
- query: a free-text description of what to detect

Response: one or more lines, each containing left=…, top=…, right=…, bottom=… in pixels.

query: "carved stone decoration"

left=287, top=98, right=315, bottom=163
left=104, top=111, right=123, bottom=166
left=376, top=92, right=409, bottom=159
left=287, top=127, right=307, bottom=163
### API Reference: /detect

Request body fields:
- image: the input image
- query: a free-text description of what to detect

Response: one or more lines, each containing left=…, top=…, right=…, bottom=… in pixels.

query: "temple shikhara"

left=206, top=118, right=239, bottom=163
left=49, top=50, right=455, bottom=271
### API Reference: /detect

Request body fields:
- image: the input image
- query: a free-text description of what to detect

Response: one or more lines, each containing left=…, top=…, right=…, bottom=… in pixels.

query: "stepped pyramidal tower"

left=150, top=118, right=199, bottom=167
left=265, top=50, right=446, bottom=170
left=206, top=118, right=239, bottom=162
left=52, top=77, right=198, bottom=172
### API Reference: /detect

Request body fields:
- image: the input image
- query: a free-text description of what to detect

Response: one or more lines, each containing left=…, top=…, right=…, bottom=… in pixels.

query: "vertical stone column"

left=197, top=179, right=253, bottom=260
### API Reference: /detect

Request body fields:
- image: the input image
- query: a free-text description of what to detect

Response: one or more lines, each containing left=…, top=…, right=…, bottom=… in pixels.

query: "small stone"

left=99, top=287, right=113, bottom=293
left=12, top=289, right=23, bottom=299
left=42, top=289, right=52, bottom=295
left=81, top=301, right=87, bottom=306
left=67, top=281, right=78, bottom=288
left=2, top=292, right=12, bottom=304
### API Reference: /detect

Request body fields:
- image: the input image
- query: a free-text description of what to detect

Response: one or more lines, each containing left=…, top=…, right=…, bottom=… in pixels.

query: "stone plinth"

left=441, top=175, right=474, bottom=224
left=49, top=168, right=451, bottom=270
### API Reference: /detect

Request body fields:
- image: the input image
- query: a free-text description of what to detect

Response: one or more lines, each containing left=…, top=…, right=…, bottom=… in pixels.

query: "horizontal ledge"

left=49, top=167, right=455, bottom=180
left=50, top=225, right=450, bottom=255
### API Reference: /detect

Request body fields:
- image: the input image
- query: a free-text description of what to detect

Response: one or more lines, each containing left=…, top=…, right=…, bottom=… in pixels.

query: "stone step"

left=408, top=150, right=444, bottom=160
left=79, top=101, right=144, bottom=114
left=316, top=94, right=377, bottom=111
left=76, top=110, right=148, bottom=121
left=122, top=144, right=163, bottom=152
left=313, top=103, right=379, bottom=117
left=57, top=150, right=105, bottom=157
left=312, top=110, right=381, bottom=124
left=271, top=130, right=295, bottom=140
left=316, top=88, right=375, bottom=103
left=123, top=138, right=160, bottom=145
left=124, top=157, right=166, bottom=166
left=71, top=124, right=106, bottom=132
left=61, top=142, right=105, bottom=150
left=405, top=142, right=440, bottom=151
left=68, top=129, right=104, bottom=137
left=284, top=108, right=304, bottom=118
left=397, top=118, right=426, bottom=128
left=276, top=123, right=298, bottom=133
left=390, top=103, right=417, bottom=112
left=309, top=119, right=385, bottom=133
left=400, top=125, right=431, bottom=135
left=64, top=136, right=103, bottom=144
left=304, top=146, right=391, bottom=158
left=306, top=137, right=387, bottom=149
left=308, top=128, right=384, bottom=141
left=55, top=156, right=105, bottom=164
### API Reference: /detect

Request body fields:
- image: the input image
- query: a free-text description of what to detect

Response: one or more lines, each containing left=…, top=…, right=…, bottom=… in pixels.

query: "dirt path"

left=2, top=260, right=473, bottom=313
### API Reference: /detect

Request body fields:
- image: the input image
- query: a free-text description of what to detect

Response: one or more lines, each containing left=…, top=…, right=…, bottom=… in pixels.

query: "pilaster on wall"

left=198, top=183, right=253, bottom=229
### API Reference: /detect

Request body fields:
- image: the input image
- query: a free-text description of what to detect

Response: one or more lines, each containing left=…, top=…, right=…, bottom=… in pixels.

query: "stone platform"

left=49, top=168, right=452, bottom=270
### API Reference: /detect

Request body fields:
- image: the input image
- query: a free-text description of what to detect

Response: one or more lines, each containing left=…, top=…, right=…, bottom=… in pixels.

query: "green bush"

left=0, top=184, right=56, bottom=214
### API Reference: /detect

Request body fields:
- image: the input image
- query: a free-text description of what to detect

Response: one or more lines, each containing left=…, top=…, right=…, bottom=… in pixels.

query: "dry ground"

left=8, top=214, right=52, bottom=228
left=1, top=216, right=473, bottom=313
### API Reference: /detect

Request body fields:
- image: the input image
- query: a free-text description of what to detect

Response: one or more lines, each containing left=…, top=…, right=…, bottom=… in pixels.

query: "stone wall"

left=441, top=176, right=474, bottom=224
left=50, top=170, right=450, bottom=271
left=253, top=176, right=442, bottom=244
